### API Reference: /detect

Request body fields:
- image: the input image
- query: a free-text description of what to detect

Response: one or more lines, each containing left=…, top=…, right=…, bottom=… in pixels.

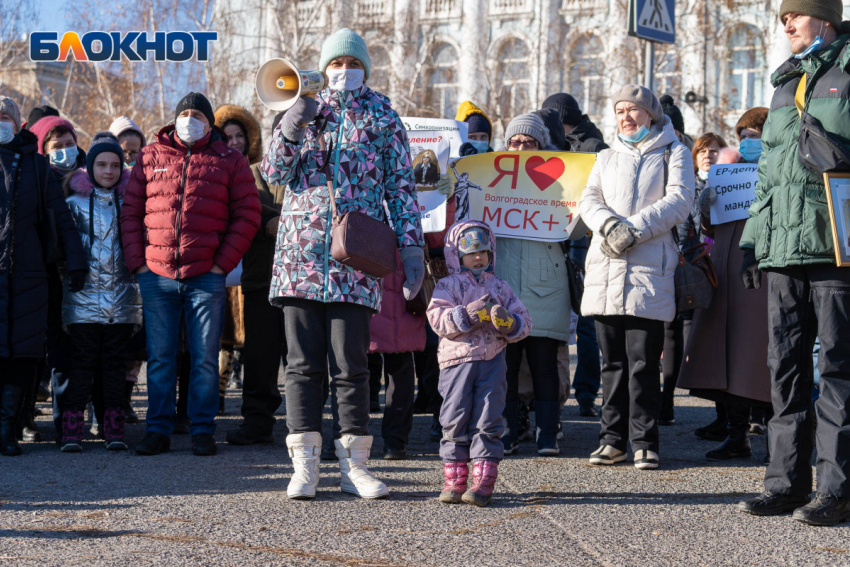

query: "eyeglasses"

left=508, top=139, right=538, bottom=149
left=124, top=150, right=139, bottom=161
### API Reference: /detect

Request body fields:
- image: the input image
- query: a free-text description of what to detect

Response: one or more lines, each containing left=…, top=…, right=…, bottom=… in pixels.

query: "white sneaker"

left=634, top=449, right=660, bottom=470
left=286, top=432, right=322, bottom=499
left=335, top=435, right=389, bottom=499
left=589, top=445, right=627, bottom=465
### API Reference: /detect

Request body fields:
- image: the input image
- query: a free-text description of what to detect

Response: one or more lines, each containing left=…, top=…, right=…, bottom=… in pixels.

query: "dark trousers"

left=764, top=266, right=850, bottom=497
left=282, top=298, right=372, bottom=436
left=595, top=315, right=665, bottom=453
left=241, top=288, right=285, bottom=433
left=65, top=324, right=134, bottom=411
left=661, top=318, right=691, bottom=416
left=369, top=352, right=415, bottom=448
left=573, top=315, right=601, bottom=401
left=0, top=358, right=37, bottom=387
left=416, top=343, right=443, bottom=414
left=505, top=337, right=560, bottom=402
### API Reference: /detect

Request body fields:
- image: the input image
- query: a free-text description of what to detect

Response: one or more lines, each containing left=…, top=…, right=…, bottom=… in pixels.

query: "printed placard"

left=708, top=163, right=759, bottom=225
left=450, top=151, right=596, bottom=242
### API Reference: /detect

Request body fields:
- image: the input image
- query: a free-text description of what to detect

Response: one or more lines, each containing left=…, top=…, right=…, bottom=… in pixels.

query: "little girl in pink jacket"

left=427, top=220, right=532, bottom=507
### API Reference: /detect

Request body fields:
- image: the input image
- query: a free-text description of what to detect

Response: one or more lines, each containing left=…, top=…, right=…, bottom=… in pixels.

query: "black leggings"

left=505, top=337, right=560, bottom=403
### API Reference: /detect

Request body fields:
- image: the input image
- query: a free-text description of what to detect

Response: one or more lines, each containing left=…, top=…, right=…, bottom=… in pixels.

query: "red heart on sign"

left=525, top=156, right=565, bottom=191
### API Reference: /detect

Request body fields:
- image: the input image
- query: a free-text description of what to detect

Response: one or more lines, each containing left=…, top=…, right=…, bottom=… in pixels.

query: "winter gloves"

left=698, top=185, right=717, bottom=219
left=400, top=246, right=425, bottom=300
left=281, top=96, right=319, bottom=143
left=436, top=174, right=454, bottom=198
left=464, top=294, right=491, bottom=327
left=67, top=269, right=88, bottom=293
left=740, top=247, right=762, bottom=289
left=489, top=304, right=516, bottom=336
left=600, top=218, right=643, bottom=259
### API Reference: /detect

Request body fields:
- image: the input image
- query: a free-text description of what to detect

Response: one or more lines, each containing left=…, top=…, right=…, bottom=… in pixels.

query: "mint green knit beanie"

left=319, top=28, right=372, bottom=80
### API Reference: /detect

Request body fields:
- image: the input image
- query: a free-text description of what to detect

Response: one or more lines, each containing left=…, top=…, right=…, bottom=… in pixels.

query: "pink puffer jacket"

left=427, top=220, right=532, bottom=369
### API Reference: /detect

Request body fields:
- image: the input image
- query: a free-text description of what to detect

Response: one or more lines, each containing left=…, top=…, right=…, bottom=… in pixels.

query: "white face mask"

left=326, top=68, right=365, bottom=92
left=175, top=116, right=206, bottom=144
left=0, top=121, right=14, bottom=144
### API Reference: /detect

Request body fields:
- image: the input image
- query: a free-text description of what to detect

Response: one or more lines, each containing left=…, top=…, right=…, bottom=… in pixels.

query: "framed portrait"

left=823, top=172, right=850, bottom=266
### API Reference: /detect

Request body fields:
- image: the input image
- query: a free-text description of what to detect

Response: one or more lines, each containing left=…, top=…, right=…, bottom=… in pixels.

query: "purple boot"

left=61, top=409, right=85, bottom=453
left=462, top=459, right=498, bottom=507
left=103, top=407, right=127, bottom=451
left=439, top=462, right=469, bottom=504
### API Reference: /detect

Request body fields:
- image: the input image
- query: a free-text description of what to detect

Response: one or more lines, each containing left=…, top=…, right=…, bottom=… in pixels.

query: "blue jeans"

left=573, top=314, right=601, bottom=402
left=138, top=271, right=226, bottom=436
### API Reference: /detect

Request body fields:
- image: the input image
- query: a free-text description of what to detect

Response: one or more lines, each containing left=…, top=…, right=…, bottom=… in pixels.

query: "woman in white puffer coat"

left=578, top=85, right=695, bottom=470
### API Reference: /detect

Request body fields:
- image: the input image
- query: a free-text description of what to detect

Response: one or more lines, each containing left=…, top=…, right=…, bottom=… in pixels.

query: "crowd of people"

left=1, top=0, right=849, bottom=525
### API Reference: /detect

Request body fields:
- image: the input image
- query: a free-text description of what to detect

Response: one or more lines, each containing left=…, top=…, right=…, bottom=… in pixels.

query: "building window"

left=416, top=42, right=459, bottom=118
left=655, top=50, right=681, bottom=100
left=726, top=25, right=765, bottom=112
left=492, top=37, right=530, bottom=132
left=369, top=45, right=390, bottom=94
left=568, top=34, right=605, bottom=125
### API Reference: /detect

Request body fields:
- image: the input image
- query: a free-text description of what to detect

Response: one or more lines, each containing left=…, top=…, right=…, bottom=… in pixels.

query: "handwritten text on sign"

left=709, top=163, right=759, bottom=225
left=451, top=151, right=596, bottom=242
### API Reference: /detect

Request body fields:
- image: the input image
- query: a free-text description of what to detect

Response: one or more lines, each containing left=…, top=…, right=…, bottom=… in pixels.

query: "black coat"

left=565, top=115, right=608, bottom=153
left=0, top=130, right=86, bottom=359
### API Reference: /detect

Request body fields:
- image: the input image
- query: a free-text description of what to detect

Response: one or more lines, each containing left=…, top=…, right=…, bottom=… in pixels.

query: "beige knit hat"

left=779, top=0, right=843, bottom=28
left=611, top=84, right=664, bottom=124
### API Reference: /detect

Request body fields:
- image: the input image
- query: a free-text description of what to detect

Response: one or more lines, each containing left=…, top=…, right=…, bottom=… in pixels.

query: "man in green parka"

left=738, top=0, right=850, bottom=526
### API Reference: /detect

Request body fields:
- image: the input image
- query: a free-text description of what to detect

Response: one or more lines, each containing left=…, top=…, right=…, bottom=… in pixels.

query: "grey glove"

left=698, top=185, right=717, bottom=219
left=436, top=174, right=454, bottom=198
left=400, top=246, right=426, bottom=300
left=281, top=96, right=318, bottom=143
left=604, top=220, right=643, bottom=255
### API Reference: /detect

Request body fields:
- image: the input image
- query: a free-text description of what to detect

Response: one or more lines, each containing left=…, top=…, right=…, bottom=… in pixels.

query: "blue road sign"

left=629, top=0, right=676, bottom=44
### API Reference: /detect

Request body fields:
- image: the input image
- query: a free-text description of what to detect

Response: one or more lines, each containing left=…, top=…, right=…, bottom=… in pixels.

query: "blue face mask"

left=618, top=125, right=650, bottom=144
left=795, top=21, right=826, bottom=59
left=468, top=140, right=489, bottom=154
left=49, top=146, right=78, bottom=170
left=0, top=121, right=15, bottom=144
left=739, top=137, right=763, bottom=163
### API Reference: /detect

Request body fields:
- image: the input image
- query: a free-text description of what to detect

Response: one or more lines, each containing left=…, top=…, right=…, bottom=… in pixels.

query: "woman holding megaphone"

left=261, top=28, right=425, bottom=501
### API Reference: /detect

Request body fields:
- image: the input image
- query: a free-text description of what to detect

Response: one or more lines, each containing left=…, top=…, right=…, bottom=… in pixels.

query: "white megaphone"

left=256, top=58, right=328, bottom=112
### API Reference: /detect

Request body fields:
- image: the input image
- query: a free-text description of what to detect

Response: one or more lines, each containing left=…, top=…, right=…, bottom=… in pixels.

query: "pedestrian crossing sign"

left=628, top=0, right=676, bottom=44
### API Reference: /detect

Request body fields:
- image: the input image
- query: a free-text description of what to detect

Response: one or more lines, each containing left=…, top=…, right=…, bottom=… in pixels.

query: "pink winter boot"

left=462, top=459, right=498, bottom=507
left=60, top=409, right=85, bottom=453
left=439, top=461, right=469, bottom=504
left=103, top=407, right=127, bottom=451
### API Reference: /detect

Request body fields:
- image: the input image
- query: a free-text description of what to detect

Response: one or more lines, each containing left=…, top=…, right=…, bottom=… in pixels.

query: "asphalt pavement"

left=1, top=362, right=849, bottom=567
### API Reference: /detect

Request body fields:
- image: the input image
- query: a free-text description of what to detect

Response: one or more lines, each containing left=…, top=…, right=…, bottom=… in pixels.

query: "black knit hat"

left=86, top=131, right=125, bottom=186
left=660, top=94, right=685, bottom=134
left=532, top=109, right=566, bottom=151
left=541, top=93, right=582, bottom=126
left=465, top=113, right=491, bottom=137
left=175, top=92, right=215, bottom=126
left=25, top=105, right=59, bottom=130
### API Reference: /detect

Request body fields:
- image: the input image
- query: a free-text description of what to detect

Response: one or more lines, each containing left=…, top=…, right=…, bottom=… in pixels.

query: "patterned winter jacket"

left=261, top=85, right=424, bottom=311
left=427, top=220, right=532, bottom=370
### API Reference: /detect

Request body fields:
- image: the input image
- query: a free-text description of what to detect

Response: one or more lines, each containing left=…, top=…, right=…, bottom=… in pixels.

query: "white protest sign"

left=409, top=135, right=451, bottom=233
left=709, top=163, right=759, bottom=225
left=401, top=117, right=469, bottom=157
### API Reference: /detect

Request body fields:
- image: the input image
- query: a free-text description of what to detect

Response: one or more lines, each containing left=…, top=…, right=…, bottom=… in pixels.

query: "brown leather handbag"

left=327, top=182, right=398, bottom=279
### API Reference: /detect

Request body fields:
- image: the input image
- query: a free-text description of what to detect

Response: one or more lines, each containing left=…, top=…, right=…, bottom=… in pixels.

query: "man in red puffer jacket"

left=121, top=92, right=260, bottom=457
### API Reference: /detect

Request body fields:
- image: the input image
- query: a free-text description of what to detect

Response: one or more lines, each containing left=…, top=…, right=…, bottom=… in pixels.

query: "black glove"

left=458, top=142, right=478, bottom=157
left=740, top=248, right=761, bottom=290
left=281, top=96, right=319, bottom=143
left=68, top=269, right=88, bottom=293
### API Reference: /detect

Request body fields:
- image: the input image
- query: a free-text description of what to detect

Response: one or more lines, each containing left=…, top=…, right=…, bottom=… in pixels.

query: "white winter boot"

left=286, top=432, right=322, bottom=499
left=335, top=435, right=389, bottom=499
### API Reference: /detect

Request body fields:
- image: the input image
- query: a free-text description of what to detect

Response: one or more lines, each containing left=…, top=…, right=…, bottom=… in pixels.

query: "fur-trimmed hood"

left=214, top=104, right=263, bottom=164
left=64, top=167, right=131, bottom=198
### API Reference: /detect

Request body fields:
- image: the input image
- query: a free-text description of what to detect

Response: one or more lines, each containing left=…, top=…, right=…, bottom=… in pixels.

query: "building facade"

left=219, top=0, right=848, bottom=146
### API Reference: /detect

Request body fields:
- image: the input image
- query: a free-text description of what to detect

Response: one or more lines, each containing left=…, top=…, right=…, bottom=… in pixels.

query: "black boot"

left=695, top=402, right=728, bottom=441
left=706, top=404, right=752, bottom=461
left=534, top=400, right=560, bottom=456
left=430, top=413, right=442, bottom=442
left=124, top=381, right=139, bottom=424
left=17, top=373, right=42, bottom=443
left=1, top=383, right=24, bottom=456
left=501, top=401, right=519, bottom=455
